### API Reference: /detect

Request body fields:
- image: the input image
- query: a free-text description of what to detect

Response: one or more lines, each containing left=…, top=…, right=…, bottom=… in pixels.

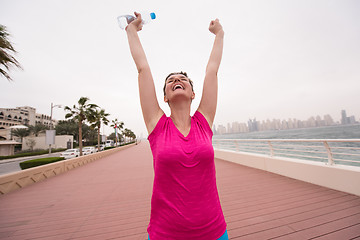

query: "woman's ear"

left=191, top=92, right=195, bottom=100
left=164, top=95, right=169, bottom=103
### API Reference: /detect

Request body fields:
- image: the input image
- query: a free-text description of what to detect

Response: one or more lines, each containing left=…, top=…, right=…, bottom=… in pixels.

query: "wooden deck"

left=0, top=141, right=359, bottom=240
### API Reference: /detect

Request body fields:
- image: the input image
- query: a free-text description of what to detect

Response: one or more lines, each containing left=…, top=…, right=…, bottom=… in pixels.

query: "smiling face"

left=163, top=72, right=195, bottom=105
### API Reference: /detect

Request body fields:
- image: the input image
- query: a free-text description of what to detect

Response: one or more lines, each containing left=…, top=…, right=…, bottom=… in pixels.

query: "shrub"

left=104, top=146, right=115, bottom=150
left=19, top=157, right=65, bottom=170
left=103, top=141, right=136, bottom=151
left=121, top=141, right=135, bottom=146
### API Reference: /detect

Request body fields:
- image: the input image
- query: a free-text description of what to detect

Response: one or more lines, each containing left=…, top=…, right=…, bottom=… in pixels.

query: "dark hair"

left=163, top=71, right=194, bottom=96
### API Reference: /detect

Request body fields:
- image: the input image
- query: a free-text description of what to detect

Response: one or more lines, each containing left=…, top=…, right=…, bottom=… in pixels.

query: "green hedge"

left=0, top=148, right=67, bottom=160
left=122, top=141, right=136, bottom=146
left=19, top=157, right=65, bottom=170
left=103, top=141, right=136, bottom=151
left=104, top=146, right=115, bottom=150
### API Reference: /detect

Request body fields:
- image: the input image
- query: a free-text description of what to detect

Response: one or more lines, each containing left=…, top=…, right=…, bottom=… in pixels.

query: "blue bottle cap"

left=150, top=12, right=156, bottom=20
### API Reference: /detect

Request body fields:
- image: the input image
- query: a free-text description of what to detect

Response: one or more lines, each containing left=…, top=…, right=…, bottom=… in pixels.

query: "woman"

left=126, top=12, right=227, bottom=240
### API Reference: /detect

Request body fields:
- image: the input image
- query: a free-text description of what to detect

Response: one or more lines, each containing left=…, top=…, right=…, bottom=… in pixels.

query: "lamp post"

left=48, top=103, right=62, bottom=153
left=50, top=103, right=62, bottom=130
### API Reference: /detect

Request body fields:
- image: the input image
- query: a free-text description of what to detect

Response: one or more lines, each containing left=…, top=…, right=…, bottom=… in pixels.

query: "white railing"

left=213, top=139, right=360, bottom=166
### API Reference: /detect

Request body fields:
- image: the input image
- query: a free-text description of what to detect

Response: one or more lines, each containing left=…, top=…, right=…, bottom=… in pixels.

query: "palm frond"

left=88, top=104, right=99, bottom=108
left=65, top=113, right=73, bottom=119
left=78, top=97, right=90, bottom=106
left=0, top=25, right=22, bottom=81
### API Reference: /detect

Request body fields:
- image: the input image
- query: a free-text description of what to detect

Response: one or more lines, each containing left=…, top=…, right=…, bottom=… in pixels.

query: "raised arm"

left=126, top=12, right=164, bottom=134
left=197, top=19, right=224, bottom=128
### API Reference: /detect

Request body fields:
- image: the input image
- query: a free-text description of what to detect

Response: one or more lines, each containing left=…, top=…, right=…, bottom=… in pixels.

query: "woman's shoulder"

left=193, top=110, right=213, bottom=134
left=147, top=111, right=167, bottom=139
left=193, top=110, right=210, bottom=126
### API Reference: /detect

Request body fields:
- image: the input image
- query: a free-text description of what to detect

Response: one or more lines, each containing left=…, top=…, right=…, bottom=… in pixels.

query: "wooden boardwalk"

left=0, top=141, right=359, bottom=240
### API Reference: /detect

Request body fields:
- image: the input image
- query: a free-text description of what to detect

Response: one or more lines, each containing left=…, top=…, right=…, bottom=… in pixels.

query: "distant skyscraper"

left=349, top=116, right=356, bottom=124
left=340, top=110, right=358, bottom=125
left=248, top=118, right=258, bottom=132
left=324, top=114, right=334, bottom=126
left=216, top=124, right=227, bottom=135
left=341, top=110, right=347, bottom=125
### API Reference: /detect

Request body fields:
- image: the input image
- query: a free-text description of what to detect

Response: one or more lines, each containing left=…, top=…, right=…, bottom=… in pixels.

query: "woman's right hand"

left=126, top=12, right=143, bottom=32
left=209, top=19, right=223, bottom=36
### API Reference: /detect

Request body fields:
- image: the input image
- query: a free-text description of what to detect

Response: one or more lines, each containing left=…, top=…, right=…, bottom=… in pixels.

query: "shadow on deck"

left=0, top=142, right=359, bottom=239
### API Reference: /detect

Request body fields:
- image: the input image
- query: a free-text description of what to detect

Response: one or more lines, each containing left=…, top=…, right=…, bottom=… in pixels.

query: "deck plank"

left=0, top=141, right=359, bottom=240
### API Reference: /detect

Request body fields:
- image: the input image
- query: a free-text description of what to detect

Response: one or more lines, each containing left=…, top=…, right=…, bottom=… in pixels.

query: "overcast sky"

left=1, top=0, right=360, bottom=138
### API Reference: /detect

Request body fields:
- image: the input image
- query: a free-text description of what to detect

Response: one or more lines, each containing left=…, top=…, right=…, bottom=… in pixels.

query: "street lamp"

left=48, top=103, right=62, bottom=153
left=50, top=103, right=62, bottom=130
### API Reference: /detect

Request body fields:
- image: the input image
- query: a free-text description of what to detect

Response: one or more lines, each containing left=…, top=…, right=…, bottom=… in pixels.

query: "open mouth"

left=173, top=84, right=184, bottom=91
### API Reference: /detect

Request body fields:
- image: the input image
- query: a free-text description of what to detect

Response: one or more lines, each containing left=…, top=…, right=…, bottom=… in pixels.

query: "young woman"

left=125, top=12, right=227, bottom=240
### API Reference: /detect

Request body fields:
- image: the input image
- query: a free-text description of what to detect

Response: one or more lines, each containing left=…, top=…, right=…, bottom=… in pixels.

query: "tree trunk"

left=79, top=121, right=83, bottom=156
left=97, top=125, right=100, bottom=152
left=115, top=128, right=118, bottom=146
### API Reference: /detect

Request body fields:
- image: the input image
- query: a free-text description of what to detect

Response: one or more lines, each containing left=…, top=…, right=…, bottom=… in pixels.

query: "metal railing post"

left=234, top=140, right=240, bottom=152
left=268, top=141, right=274, bottom=157
left=323, top=141, right=334, bottom=165
left=213, top=140, right=218, bottom=150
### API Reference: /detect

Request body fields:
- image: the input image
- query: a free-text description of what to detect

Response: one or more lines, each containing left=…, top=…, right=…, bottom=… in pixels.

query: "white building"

left=22, top=135, right=73, bottom=151
left=0, top=106, right=57, bottom=140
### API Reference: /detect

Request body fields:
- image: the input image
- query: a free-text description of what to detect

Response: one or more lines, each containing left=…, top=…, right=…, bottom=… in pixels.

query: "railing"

left=213, top=139, right=360, bottom=167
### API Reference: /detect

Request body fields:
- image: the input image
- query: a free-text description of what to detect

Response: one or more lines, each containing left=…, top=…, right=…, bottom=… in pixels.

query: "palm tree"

left=90, top=109, right=110, bottom=152
left=110, top=119, right=124, bottom=146
left=122, top=128, right=136, bottom=143
left=12, top=128, right=30, bottom=150
left=0, top=25, right=22, bottom=81
left=129, top=130, right=136, bottom=141
left=64, top=97, right=98, bottom=156
left=29, top=123, right=48, bottom=137
left=122, top=128, right=127, bottom=143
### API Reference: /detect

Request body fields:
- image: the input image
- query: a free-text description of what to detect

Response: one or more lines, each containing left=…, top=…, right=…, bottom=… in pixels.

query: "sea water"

left=213, top=124, right=360, bottom=140
left=213, top=124, right=360, bottom=166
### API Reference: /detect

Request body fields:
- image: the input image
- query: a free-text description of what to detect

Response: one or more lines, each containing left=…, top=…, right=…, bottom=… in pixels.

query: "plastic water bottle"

left=117, top=12, right=156, bottom=30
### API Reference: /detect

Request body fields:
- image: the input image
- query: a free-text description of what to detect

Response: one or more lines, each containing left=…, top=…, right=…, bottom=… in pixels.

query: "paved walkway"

left=0, top=142, right=359, bottom=239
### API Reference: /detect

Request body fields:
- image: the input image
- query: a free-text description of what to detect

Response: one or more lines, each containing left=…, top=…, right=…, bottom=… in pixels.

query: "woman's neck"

left=170, top=103, right=191, bottom=136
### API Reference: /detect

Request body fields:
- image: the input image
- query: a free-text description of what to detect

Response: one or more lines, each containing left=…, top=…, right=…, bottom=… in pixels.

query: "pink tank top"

left=147, top=111, right=226, bottom=240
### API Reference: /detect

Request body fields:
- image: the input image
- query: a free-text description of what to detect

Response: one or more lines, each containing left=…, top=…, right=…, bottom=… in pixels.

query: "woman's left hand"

left=209, top=19, right=223, bottom=35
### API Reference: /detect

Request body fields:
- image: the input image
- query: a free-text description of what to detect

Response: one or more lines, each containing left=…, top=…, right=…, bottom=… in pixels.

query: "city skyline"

left=1, top=104, right=358, bottom=138
left=214, top=109, right=359, bottom=135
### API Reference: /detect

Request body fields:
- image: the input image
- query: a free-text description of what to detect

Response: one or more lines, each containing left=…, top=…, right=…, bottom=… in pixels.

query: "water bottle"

left=117, top=12, right=156, bottom=30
